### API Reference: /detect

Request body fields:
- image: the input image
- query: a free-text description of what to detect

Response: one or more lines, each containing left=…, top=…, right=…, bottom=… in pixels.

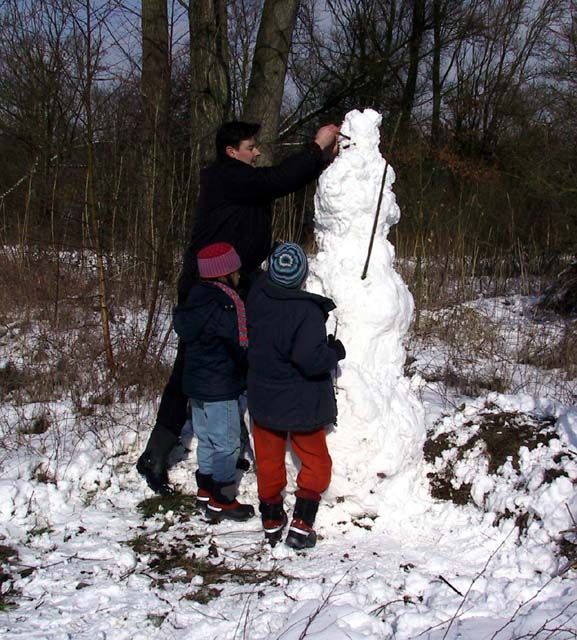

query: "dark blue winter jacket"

left=173, top=282, right=247, bottom=401
left=246, top=275, right=338, bottom=432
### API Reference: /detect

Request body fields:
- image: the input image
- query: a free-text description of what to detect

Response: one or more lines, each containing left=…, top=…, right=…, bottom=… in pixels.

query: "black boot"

left=285, top=497, right=319, bottom=549
left=206, top=482, right=255, bottom=522
left=259, top=500, right=287, bottom=545
left=236, top=457, right=251, bottom=471
left=136, top=424, right=179, bottom=495
left=195, top=470, right=213, bottom=504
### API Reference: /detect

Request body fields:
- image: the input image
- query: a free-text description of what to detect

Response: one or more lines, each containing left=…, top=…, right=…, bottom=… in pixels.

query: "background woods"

left=0, top=0, right=576, bottom=377
left=1, top=6, right=576, bottom=635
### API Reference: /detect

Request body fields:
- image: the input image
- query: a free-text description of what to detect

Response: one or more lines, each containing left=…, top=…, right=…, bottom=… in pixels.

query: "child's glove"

left=327, top=334, right=346, bottom=361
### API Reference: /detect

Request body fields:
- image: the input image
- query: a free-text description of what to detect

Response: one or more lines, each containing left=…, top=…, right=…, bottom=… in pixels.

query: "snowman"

left=307, top=108, right=425, bottom=515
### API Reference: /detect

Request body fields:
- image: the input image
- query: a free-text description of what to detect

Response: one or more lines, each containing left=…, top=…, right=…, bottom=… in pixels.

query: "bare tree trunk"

left=242, top=0, right=301, bottom=165
left=87, top=139, right=117, bottom=376
left=189, top=0, right=230, bottom=170
left=80, top=0, right=117, bottom=376
left=431, top=0, right=443, bottom=146
left=400, top=0, right=426, bottom=133
left=141, top=0, right=171, bottom=358
left=228, top=0, right=262, bottom=116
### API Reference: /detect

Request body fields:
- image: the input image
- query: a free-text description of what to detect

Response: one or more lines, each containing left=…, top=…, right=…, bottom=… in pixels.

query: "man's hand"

left=314, top=124, right=340, bottom=159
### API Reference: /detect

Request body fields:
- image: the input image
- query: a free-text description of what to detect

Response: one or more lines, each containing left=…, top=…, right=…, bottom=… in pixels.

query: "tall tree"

left=242, top=0, right=301, bottom=164
left=447, top=0, right=562, bottom=155
left=282, top=0, right=419, bottom=135
left=431, top=0, right=444, bottom=145
left=188, top=0, right=230, bottom=168
left=399, top=0, right=427, bottom=133
left=228, top=0, right=262, bottom=116
left=141, top=0, right=171, bottom=355
left=429, top=0, right=482, bottom=145
left=66, top=0, right=118, bottom=374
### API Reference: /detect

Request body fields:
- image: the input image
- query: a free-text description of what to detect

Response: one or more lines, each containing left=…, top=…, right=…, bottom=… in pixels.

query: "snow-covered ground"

left=1, top=296, right=576, bottom=639
left=1, top=108, right=576, bottom=638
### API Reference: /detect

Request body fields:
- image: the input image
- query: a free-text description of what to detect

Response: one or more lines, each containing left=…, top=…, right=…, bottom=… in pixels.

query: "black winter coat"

left=246, top=275, right=338, bottom=432
left=178, top=144, right=326, bottom=302
left=173, top=283, right=247, bottom=401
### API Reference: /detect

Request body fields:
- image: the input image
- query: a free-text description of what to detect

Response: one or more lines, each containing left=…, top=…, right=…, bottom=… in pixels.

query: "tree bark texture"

left=189, top=0, right=230, bottom=169
left=400, top=0, right=427, bottom=134
left=431, top=0, right=443, bottom=145
left=242, top=0, right=301, bottom=165
left=141, top=0, right=171, bottom=356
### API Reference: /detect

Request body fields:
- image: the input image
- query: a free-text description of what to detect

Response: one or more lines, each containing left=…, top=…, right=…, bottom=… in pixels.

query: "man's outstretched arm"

left=223, top=124, right=340, bottom=202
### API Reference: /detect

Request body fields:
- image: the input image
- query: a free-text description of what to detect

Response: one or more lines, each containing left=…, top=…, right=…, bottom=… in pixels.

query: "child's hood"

left=248, top=274, right=336, bottom=318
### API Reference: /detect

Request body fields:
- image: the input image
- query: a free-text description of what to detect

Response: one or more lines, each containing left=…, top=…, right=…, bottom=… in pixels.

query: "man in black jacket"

left=137, top=120, right=340, bottom=494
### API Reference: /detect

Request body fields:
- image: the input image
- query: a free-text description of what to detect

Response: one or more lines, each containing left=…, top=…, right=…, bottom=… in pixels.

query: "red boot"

left=285, top=497, right=319, bottom=549
left=259, top=499, right=287, bottom=545
left=206, top=481, right=255, bottom=522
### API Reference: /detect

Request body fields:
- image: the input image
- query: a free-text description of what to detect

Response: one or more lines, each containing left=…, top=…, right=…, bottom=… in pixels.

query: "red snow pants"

left=252, top=420, right=332, bottom=502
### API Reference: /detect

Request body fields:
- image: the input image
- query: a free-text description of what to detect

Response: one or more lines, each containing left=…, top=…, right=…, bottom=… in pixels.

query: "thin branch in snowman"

left=361, top=113, right=402, bottom=280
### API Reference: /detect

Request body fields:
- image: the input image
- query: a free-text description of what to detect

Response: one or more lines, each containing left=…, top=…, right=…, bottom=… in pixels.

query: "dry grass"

left=400, top=244, right=577, bottom=403
left=0, top=246, right=176, bottom=477
left=0, top=247, right=173, bottom=410
left=409, top=304, right=513, bottom=397
left=127, top=495, right=288, bottom=602
left=517, top=321, right=577, bottom=377
left=416, top=305, right=503, bottom=357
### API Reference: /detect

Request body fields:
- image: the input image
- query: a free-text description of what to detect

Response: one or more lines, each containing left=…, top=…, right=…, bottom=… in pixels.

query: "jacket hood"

left=260, top=274, right=336, bottom=315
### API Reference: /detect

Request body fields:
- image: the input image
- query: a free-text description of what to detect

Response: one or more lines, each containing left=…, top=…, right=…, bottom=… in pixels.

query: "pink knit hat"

left=197, top=242, right=241, bottom=278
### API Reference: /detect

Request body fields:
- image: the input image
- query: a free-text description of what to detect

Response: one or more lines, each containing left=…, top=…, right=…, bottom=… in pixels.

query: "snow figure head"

left=315, top=109, right=400, bottom=240
left=339, top=107, right=382, bottom=157
left=307, top=108, right=425, bottom=518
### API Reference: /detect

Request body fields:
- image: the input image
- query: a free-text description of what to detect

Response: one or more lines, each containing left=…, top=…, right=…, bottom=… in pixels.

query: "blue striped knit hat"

left=268, top=242, right=308, bottom=288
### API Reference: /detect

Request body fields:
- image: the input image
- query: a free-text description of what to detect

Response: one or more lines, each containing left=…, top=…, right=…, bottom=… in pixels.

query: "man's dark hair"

left=215, top=121, right=261, bottom=160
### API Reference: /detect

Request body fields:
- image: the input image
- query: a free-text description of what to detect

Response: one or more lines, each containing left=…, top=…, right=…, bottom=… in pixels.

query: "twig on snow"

left=370, top=597, right=417, bottom=616
left=232, top=584, right=254, bottom=640
left=488, top=575, right=559, bottom=640
left=438, top=575, right=464, bottom=597
left=564, top=503, right=577, bottom=530
left=555, top=503, right=577, bottom=576
left=181, top=602, right=226, bottom=620
left=504, top=597, right=577, bottom=640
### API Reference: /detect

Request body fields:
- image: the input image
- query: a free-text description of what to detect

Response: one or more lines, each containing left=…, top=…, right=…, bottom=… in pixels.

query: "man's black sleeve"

left=223, top=143, right=326, bottom=202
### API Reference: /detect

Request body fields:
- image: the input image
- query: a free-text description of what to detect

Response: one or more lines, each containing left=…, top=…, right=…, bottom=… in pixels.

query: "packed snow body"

left=308, top=108, right=425, bottom=512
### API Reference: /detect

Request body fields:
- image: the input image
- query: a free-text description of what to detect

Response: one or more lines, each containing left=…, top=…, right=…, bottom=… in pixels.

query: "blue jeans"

left=190, top=398, right=240, bottom=484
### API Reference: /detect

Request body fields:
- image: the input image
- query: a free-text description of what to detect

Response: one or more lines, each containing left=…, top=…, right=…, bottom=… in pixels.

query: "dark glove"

left=327, top=334, right=346, bottom=361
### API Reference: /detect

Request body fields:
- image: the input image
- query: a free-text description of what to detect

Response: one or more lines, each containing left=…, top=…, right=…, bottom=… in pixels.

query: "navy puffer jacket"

left=246, top=275, right=338, bottom=432
left=173, top=283, right=247, bottom=401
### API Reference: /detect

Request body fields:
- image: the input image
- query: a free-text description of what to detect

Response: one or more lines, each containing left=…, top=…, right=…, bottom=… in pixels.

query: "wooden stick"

left=361, top=114, right=402, bottom=280
left=438, top=575, right=464, bottom=597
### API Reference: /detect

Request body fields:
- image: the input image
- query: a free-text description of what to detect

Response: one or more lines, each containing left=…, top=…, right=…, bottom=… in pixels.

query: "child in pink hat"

left=173, top=242, right=254, bottom=521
